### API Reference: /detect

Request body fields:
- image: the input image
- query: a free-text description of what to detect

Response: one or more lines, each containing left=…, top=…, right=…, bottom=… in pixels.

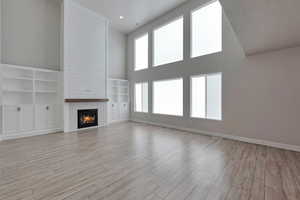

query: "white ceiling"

left=72, top=0, right=300, bottom=55
left=73, top=0, right=188, bottom=34
left=220, top=0, right=300, bottom=55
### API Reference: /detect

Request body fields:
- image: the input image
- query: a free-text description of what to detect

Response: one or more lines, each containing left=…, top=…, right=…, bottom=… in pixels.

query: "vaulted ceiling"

left=220, top=0, right=300, bottom=55
left=72, top=0, right=187, bottom=33
left=73, top=0, right=300, bottom=55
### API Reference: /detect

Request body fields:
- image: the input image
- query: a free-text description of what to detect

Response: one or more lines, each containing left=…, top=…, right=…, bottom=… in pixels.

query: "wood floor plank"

left=0, top=122, right=299, bottom=200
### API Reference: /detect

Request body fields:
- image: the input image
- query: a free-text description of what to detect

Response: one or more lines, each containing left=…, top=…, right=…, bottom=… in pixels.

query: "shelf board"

left=35, top=79, right=57, bottom=83
left=3, top=89, right=33, bottom=93
left=3, top=76, right=33, bottom=81
left=65, top=98, right=109, bottom=103
left=109, top=93, right=129, bottom=95
left=36, top=90, right=57, bottom=94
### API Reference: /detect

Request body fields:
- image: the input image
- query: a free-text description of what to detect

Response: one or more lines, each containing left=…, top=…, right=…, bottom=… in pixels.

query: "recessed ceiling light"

left=119, top=16, right=124, bottom=20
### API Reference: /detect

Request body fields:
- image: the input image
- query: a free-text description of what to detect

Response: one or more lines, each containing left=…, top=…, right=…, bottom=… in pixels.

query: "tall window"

left=134, top=82, right=148, bottom=113
left=191, top=1, right=222, bottom=58
left=134, top=82, right=148, bottom=112
left=153, top=17, right=184, bottom=67
left=191, top=73, right=222, bottom=120
left=134, top=34, right=148, bottom=71
left=153, top=78, right=183, bottom=116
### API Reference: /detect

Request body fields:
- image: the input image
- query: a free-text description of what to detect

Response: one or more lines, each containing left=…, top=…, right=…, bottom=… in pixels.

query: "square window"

left=153, top=78, right=183, bottom=116
left=153, top=17, right=184, bottom=66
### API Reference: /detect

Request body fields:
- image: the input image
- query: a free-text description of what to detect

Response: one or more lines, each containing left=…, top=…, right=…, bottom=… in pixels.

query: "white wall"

left=63, top=0, right=107, bottom=99
left=108, top=27, right=127, bottom=79
left=0, top=0, right=2, bottom=134
left=0, top=0, right=2, bottom=63
left=2, top=0, right=61, bottom=70
left=1, top=0, right=127, bottom=77
left=128, top=0, right=300, bottom=147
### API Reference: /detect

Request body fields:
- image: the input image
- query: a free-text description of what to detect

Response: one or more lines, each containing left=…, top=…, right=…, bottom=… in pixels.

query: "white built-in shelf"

left=1, top=64, right=62, bottom=139
left=1, top=64, right=61, bottom=106
left=108, top=78, right=130, bottom=123
left=108, top=79, right=130, bottom=103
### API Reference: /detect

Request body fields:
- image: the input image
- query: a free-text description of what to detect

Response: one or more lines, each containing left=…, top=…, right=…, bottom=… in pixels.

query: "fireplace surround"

left=78, top=109, right=98, bottom=129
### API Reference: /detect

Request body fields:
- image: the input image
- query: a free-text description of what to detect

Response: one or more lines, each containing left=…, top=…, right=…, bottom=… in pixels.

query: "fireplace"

left=78, top=109, right=98, bottom=129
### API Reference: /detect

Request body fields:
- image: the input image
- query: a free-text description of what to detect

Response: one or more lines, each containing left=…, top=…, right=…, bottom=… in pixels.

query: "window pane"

left=135, top=83, right=142, bottom=112
left=142, top=83, right=148, bottom=112
left=206, top=74, right=222, bottom=120
left=191, top=76, right=206, bottom=118
left=135, top=82, right=148, bottom=112
left=153, top=78, right=183, bottom=116
left=191, top=1, right=222, bottom=58
left=153, top=17, right=183, bottom=66
left=135, top=34, right=148, bottom=70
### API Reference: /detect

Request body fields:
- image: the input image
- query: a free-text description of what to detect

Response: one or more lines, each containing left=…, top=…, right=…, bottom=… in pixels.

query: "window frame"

left=190, top=72, right=222, bottom=121
left=190, top=0, right=222, bottom=59
left=152, top=77, right=184, bottom=117
left=152, top=16, right=184, bottom=67
left=134, top=82, right=149, bottom=113
left=134, top=33, right=149, bottom=71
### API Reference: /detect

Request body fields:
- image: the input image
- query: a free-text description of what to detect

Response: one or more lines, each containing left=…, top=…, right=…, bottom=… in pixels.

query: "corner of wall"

left=0, top=0, right=2, bottom=63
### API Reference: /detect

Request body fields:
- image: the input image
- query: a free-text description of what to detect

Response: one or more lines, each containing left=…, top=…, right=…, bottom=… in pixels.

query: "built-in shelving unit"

left=0, top=64, right=62, bottom=140
left=108, top=79, right=130, bottom=123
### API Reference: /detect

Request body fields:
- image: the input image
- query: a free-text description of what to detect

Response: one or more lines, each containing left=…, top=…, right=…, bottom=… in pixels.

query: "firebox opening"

left=78, top=109, right=98, bottom=129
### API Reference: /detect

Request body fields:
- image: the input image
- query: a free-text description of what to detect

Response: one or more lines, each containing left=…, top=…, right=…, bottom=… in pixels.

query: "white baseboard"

left=131, top=119, right=300, bottom=152
left=108, top=119, right=130, bottom=125
left=0, top=129, right=63, bottom=141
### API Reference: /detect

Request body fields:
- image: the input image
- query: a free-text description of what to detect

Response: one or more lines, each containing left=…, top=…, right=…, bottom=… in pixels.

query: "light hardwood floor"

left=0, top=122, right=300, bottom=200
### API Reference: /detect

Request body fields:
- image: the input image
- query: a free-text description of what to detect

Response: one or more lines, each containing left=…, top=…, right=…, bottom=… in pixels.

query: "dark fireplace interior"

left=78, top=109, right=98, bottom=129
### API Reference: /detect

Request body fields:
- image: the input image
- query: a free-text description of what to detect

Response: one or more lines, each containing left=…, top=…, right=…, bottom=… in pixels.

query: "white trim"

left=0, top=129, right=62, bottom=141
left=130, top=119, right=300, bottom=152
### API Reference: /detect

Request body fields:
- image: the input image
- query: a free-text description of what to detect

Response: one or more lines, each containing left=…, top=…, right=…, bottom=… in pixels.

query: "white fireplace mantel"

left=64, top=102, right=107, bottom=133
